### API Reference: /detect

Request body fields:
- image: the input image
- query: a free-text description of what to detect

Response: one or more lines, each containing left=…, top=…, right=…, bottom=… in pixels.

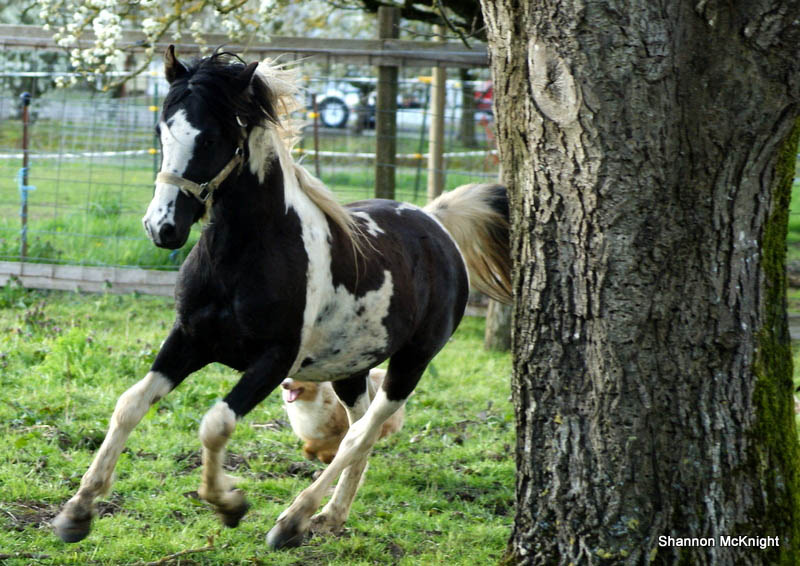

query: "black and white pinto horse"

left=54, top=47, right=512, bottom=549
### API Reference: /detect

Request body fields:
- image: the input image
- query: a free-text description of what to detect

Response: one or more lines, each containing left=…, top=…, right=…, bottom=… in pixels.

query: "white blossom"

left=36, top=0, right=278, bottom=88
left=142, top=17, right=161, bottom=37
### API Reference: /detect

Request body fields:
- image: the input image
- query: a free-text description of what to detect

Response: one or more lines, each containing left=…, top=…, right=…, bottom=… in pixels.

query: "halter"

left=156, top=115, right=249, bottom=204
left=155, top=146, right=243, bottom=204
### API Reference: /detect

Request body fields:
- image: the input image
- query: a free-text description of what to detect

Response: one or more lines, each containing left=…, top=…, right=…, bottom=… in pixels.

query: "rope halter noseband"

left=155, top=146, right=243, bottom=204
left=155, top=116, right=248, bottom=204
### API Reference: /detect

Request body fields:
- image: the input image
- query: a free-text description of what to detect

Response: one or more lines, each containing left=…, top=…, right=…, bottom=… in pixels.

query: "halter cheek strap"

left=155, top=147, right=243, bottom=204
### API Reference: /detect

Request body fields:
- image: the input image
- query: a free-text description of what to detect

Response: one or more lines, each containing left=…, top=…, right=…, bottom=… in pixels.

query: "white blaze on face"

left=142, top=109, right=201, bottom=243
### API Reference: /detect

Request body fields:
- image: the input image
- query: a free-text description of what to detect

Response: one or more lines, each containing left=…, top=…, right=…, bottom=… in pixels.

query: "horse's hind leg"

left=197, top=348, right=292, bottom=527
left=310, top=371, right=373, bottom=534
left=267, top=357, right=423, bottom=549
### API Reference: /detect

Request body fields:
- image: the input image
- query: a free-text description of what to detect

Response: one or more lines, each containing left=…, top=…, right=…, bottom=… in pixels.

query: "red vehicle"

left=474, top=81, right=493, bottom=112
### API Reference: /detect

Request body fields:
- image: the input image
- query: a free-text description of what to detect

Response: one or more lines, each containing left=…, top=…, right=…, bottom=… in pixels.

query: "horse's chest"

left=177, top=278, right=302, bottom=368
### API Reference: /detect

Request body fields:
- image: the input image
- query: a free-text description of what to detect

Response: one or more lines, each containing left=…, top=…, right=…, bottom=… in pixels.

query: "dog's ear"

left=164, top=45, right=188, bottom=84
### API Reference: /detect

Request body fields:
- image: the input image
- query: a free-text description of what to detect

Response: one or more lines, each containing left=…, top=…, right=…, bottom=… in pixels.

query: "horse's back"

left=346, top=198, right=470, bottom=333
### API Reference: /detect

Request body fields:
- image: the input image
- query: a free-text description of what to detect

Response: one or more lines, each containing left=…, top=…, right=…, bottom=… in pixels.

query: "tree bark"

left=479, top=0, right=800, bottom=564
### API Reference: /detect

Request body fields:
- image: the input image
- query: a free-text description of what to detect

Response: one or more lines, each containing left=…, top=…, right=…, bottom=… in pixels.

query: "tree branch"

left=436, top=0, right=471, bottom=47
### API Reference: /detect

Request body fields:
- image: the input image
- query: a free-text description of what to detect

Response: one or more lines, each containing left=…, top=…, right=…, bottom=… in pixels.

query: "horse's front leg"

left=53, top=326, right=206, bottom=543
left=197, top=347, right=292, bottom=528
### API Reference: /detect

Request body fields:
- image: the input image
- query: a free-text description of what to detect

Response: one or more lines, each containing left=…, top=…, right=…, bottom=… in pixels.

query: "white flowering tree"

left=36, top=0, right=280, bottom=87
left=0, top=2, right=69, bottom=104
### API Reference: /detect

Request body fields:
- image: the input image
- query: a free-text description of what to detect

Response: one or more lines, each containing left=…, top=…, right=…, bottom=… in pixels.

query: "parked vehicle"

left=307, top=77, right=493, bottom=130
left=474, top=81, right=493, bottom=113
left=308, top=81, right=365, bottom=128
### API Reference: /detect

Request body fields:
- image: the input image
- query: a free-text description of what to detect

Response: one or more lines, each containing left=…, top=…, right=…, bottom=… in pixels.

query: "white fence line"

left=0, top=260, right=175, bottom=296
left=0, top=149, right=153, bottom=160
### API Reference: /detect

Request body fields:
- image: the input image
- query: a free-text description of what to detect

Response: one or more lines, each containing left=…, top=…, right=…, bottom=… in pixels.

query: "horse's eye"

left=202, top=138, right=215, bottom=148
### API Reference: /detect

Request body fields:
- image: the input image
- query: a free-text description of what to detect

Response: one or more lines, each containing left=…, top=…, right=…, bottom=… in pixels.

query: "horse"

left=53, top=46, right=512, bottom=549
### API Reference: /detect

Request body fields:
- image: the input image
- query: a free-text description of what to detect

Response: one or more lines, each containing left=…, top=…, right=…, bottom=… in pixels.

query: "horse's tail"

left=424, top=183, right=512, bottom=304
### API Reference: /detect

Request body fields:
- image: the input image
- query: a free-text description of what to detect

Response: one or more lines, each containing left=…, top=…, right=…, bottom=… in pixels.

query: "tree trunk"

left=485, top=298, right=512, bottom=351
left=479, top=0, right=800, bottom=564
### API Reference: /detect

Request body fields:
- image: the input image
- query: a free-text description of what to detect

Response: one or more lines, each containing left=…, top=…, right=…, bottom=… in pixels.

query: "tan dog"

left=281, top=369, right=404, bottom=464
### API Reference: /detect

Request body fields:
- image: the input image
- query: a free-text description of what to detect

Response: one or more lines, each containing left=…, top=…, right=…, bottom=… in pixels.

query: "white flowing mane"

left=255, top=59, right=363, bottom=251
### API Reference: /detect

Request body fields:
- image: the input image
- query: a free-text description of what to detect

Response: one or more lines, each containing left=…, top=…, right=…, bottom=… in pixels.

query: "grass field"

left=0, top=284, right=514, bottom=565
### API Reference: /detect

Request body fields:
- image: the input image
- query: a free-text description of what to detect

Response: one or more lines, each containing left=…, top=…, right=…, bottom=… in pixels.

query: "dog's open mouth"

left=285, top=387, right=303, bottom=403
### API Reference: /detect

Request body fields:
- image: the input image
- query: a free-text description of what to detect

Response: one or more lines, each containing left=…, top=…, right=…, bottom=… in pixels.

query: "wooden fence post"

left=427, top=25, right=446, bottom=202
left=375, top=6, right=399, bottom=199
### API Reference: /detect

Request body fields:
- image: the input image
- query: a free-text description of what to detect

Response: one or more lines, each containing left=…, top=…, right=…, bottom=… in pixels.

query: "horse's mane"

left=168, top=52, right=363, bottom=252
left=254, top=59, right=364, bottom=254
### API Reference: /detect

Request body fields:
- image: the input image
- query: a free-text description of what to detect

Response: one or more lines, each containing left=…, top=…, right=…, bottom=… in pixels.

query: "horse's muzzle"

left=142, top=216, right=187, bottom=249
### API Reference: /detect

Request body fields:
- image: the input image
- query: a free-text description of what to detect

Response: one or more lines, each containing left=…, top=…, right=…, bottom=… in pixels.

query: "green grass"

left=0, top=284, right=514, bottom=565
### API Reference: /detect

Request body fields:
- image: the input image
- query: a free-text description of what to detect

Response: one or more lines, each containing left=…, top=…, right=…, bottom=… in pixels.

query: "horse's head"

left=142, top=46, right=275, bottom=249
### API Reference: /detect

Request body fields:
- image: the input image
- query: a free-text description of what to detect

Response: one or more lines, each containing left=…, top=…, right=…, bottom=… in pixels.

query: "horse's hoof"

left=52, top=509, right=92, bottom=543
left=217, top=499, right=250, bottom=528
left=266, top=516, right=308, bottom=549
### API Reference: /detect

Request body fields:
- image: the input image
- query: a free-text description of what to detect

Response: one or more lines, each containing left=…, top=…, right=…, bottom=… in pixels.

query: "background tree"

left=478, top=0, right=800, bottom=563
left=0, top=2, right=67, bottom=105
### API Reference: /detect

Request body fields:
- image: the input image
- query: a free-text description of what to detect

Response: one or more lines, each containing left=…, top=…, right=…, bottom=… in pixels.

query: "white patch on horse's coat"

left=143, top=183, right=180, bottom=240
left=352, top=211, right=384, bottom=237
left=289, top=271, right=393, bottom=380
left=160, top=110, right=200, bottom=174
left=259, top=128, right=392, bottom=380
left=143, top=110, right=201, bottom=242
left=395, top=202, right=420, bottom=214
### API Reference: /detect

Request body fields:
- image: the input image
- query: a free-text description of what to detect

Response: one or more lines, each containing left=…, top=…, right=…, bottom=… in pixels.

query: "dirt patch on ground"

left=175, top=451, right=256, bottom=475
left=1, top=493, right=131, bottom=533
left=95, top=493, right=126, bottom=518
left=1, top=501, right=59, bottom=531
left=175, top=451, right=202, bottom=474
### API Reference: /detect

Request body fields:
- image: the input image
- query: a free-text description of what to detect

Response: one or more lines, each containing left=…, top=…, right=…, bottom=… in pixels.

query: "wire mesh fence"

left=0, top=39, right=497, bottom=271
left=4, top=29, right=797, bottom=285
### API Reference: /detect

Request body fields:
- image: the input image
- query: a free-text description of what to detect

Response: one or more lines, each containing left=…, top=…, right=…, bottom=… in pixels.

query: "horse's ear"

left=164, top=45, right=188, bottom=84
left=235, top=62, right=259, bottom=90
